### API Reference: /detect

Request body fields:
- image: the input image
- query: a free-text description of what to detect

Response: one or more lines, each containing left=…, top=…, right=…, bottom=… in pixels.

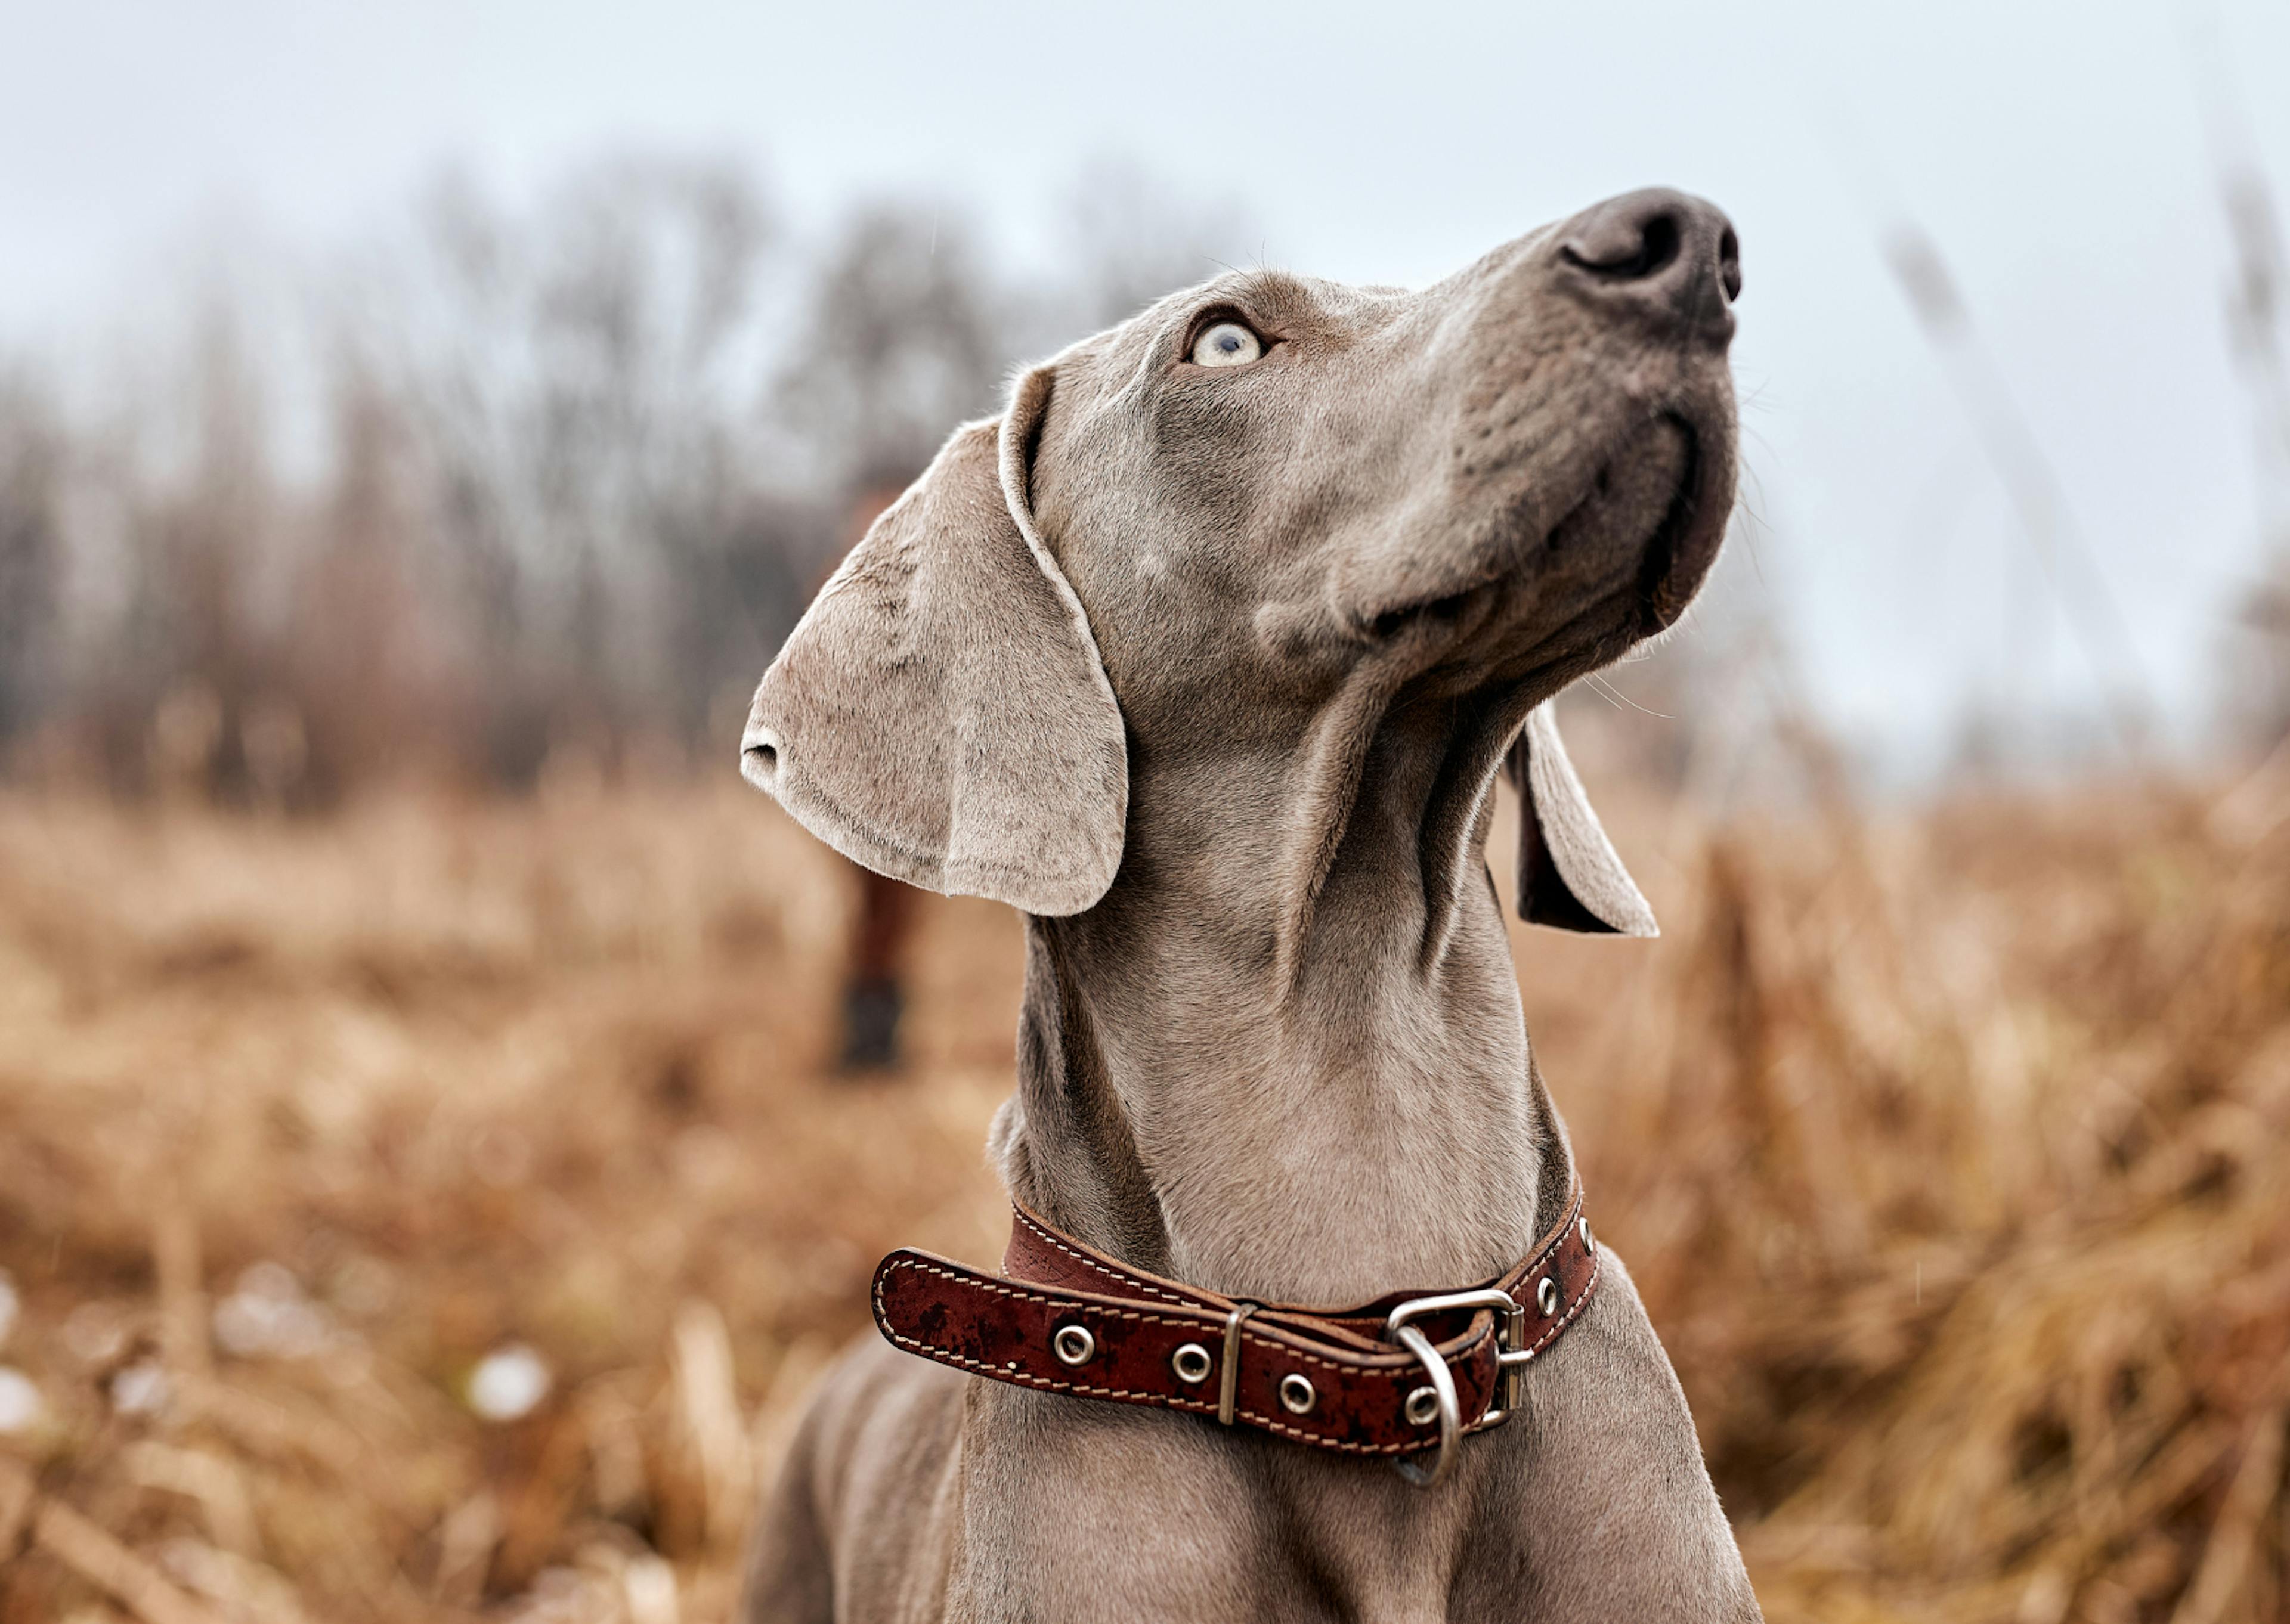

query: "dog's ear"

left=1503, top=701, right=1657, bottom=937
left=741, top=365, right=1127, bottom=916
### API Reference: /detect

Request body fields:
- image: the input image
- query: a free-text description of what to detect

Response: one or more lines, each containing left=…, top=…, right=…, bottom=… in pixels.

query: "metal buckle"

left=1384, top=1287, right=1527, bottom=1487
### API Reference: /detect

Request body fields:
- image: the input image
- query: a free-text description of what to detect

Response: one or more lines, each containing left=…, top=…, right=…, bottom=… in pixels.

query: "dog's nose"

left=1558, top=188, right=1740, bottom=340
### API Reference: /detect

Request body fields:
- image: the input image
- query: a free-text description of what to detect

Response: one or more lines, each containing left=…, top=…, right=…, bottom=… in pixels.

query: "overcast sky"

left=5, top=0, right=2286, bottom=770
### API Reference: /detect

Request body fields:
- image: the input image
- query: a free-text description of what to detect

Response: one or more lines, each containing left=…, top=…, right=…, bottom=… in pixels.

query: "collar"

left=869, top=1180, right=1600, bottom=1486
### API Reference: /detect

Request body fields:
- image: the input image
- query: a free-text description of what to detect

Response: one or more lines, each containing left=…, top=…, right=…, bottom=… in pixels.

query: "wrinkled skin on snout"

left=1038, top=184, right=1737, bottom=740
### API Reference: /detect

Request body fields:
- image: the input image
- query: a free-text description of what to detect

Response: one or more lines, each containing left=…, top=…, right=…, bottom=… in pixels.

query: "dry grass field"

left=0, top=768, right=2284, bottom=1623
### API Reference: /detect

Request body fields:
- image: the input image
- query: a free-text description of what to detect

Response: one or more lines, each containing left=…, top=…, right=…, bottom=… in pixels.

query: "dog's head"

left=743, top=189, right=1740, bottom=930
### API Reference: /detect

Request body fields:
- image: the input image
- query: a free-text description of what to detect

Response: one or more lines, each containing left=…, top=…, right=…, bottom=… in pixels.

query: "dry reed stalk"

left=429, top=1490, right=500, bottom=1611
left=173, top=1375, right=367, bottom=1482
left=671, top=1300, right=752, bottom=1554
left=151, top=1196, right=210, bottom=1387
left=576, top=1378, right=650, bottom=1523
left=120, top=1444, right=259, bottom=1558
left=27, top=1494, right=228, bottom=1624
left=2171, top=1405, right=2288, bottom=1624
left=153, top=1541, right=311, bottom=1624
left=2208, top=735, right=2290, bottom=846
left=0, top=782, right=2280, bottom=1621
left=0, top=1456, right=33, bottom=1560
left=620, top=1552, right=681, bottom=1624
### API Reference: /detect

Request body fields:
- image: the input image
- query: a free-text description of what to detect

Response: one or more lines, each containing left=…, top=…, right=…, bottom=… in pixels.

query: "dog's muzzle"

left=869, top=1182, right=1601, bottom=1486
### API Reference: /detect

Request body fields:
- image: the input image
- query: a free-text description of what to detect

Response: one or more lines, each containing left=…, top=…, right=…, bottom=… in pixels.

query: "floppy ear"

left=1502, top=701, right=1658, bottom=937
left=740, top=366, right=1128, bottom=916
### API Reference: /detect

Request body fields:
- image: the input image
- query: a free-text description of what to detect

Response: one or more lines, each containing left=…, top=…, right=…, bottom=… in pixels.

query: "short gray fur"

left=739, top=187, right=1761, bottom=1623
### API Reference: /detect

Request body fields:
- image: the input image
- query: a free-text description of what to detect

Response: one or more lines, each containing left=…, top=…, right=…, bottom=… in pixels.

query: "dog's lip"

left=1632, top=417, right=1712, bottom=633
left=1348, top=412, right=1707, bottom=642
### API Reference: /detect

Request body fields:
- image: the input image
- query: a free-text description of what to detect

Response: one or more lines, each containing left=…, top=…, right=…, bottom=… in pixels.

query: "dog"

left=738, top=187, right=1758, bottom=1622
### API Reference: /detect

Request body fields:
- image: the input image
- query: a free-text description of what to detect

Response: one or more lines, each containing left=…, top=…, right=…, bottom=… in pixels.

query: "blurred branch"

left=2184, top=4, right=2290, bottom=489
left=769, top=203, right=1005, bottom=501
left=1879, top=222, right=2161, bottom=756
left=2183, top=5, right=2290, bottom=749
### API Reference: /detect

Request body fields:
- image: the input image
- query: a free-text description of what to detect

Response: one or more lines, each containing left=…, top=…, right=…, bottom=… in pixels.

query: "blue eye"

left=1190, top=320, right=1263, bottom=368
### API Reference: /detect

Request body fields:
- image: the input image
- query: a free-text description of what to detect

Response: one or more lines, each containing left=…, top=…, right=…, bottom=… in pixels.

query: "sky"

left=5, top=0, right=2286, bottom=771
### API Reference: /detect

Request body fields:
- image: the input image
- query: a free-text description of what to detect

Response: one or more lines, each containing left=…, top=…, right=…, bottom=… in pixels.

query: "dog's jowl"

left=739, top=188, right=1759, bottom=1624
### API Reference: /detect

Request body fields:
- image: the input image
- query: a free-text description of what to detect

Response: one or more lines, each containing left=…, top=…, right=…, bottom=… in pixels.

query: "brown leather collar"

left=870, top=1183, right=1600, bottom=1484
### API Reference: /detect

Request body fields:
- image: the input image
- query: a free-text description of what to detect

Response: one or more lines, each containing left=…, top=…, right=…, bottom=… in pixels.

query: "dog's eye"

left=1189, top=321, right=1263, bottom=368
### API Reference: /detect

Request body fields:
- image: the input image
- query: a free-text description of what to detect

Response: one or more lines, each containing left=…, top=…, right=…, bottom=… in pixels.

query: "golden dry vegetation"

left=0, top=768, right=2284, bottom=1623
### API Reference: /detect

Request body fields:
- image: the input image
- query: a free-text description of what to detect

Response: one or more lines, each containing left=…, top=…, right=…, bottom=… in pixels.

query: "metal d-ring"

left=1389, top=1324, right=1460, bottom=1486
left=1384, top=1286, right=1522, bottom=1487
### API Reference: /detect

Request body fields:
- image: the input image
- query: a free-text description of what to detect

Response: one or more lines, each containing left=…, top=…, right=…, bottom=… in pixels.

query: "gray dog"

left=738, top=187, right=1759, bottom=1622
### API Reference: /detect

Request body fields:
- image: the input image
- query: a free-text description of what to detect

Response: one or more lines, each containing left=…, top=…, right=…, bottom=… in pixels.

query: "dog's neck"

left=995, top=690, right=1557, bottom=1304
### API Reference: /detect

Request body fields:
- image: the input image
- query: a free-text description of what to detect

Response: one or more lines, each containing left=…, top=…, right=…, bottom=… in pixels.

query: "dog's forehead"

left=1144, top=268, right=1402, bottom=357
left=1189, top=268, right=1404, bottom=334
left=1051, top=268, right=1413, bottom=426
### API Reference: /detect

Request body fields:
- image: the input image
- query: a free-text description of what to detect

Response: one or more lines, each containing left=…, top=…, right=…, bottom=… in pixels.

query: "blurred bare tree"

left=89, top=306, right=286, bottom=799
left=386, top=155, right=796, bottom=781
left=286, top=367, right=434, bottom=798
left=0, top=154, right=1260, bottom=799
left=770, top=203, right=1006, bottom=532
left=0, top=371, right=60, bottom=753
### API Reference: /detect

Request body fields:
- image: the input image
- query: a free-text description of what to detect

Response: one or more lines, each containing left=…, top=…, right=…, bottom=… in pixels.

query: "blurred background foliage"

left=0, top=137, right=2285, bottom=810
left=0, top=154, right=1246, bottom=805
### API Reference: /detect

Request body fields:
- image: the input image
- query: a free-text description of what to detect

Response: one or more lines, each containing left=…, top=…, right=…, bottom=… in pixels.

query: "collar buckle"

left=1383, top=1287, right=1526, bottom=1487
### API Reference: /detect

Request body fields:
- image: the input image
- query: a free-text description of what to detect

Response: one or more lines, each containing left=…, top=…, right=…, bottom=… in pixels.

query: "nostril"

left=1562, top=210, right=1681, bottom=283
left=1633, top=213, right=1681, bottom=281
left=1718, top=227, right=1742, bottom=303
